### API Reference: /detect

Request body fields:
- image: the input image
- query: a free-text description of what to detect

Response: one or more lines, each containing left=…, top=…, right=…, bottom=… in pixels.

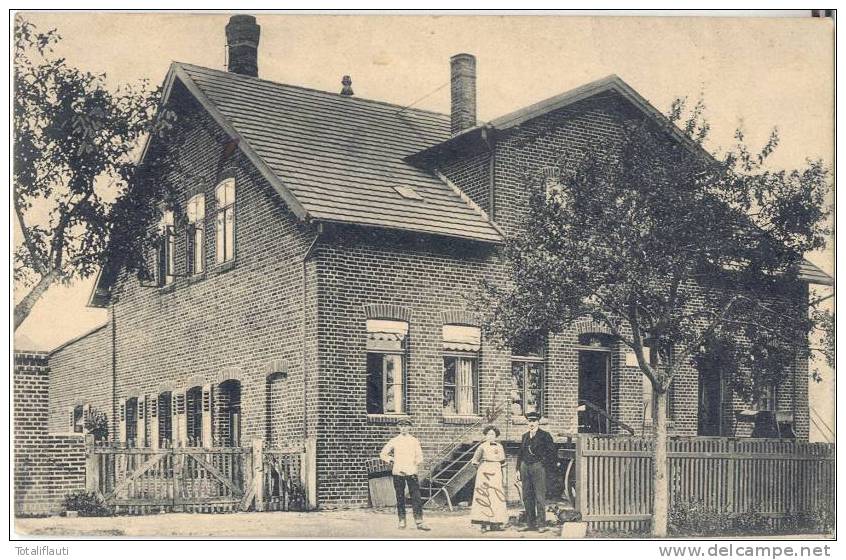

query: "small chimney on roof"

left=340, top=75, right=354, bottom=96
left=226, top=15, right=260, bottom=77
left=450, top=53, right=477, bottom=134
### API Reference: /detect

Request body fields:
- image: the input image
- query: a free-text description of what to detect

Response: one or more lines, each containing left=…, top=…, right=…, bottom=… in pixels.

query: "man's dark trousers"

left=392, top=474, right=424, bottom=522
left=520, top=462, right=547, bottom=528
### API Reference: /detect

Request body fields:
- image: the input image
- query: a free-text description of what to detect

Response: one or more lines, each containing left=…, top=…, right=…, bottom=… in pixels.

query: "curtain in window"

left=456, top=358, right=475, bottom=415
left=384, top=354, right=403, bottom=413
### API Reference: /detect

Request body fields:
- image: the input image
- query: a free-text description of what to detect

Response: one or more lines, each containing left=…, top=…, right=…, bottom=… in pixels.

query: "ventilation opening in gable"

left=393, top=185, right=424, bottom=200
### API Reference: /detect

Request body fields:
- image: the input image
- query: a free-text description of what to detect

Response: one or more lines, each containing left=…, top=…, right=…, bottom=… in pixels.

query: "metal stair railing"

left=419, top=416, right=488, bottom=507
left=579, top=399, right=636, bottom=436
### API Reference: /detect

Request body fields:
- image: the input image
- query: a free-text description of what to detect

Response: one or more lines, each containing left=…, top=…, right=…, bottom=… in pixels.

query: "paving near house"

left=14, top=508, right=567, bottom=539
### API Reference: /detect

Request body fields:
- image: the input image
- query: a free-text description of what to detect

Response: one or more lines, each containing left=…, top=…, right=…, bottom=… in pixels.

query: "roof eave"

left=407, top=74, right=717, bottom=168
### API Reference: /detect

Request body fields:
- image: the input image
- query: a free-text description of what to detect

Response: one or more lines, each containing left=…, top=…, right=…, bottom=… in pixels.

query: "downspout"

left=301, top=223, right=322, bottom=510
left=111, top=301, right=117, bottom=442
left=302, top=224, right=322, bottom=440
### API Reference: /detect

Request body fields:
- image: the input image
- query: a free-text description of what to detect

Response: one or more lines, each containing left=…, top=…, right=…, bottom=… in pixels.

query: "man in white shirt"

left=379, top=419, right=431, bottom=531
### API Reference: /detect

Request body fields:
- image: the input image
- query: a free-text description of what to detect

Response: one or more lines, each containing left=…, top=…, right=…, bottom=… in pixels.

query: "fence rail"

left=575, top=435, right=835, bottom=534
left=86, top=437, right=307, bottom=513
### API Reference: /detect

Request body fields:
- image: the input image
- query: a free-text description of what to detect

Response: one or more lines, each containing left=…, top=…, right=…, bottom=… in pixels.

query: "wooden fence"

left=86, top=437, right=307, bottom=513
left=574, top=435, right=835, bottom=534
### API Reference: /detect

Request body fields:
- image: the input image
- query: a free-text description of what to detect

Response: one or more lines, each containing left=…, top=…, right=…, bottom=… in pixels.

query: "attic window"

left=393, top=185, right=424, bottom=201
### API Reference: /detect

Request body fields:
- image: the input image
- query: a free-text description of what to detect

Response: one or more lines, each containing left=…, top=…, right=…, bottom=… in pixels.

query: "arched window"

left=157, top=392, right=173, bottom=448
left=217, top=380, right=242, bottom=447
left=442, top=325, right=480, bottom=416
left=186, top=386, right=204, bottom=447
left=186, top=193, right=206, bottom=274
left=215, top=178, right=236, bottom=264
left=366, top=319, right=408, bottom=414
left=125, top=397, right=139, bottom=447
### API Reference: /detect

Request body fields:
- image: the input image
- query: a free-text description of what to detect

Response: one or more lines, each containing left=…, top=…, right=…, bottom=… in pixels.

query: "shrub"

left=670, top=499, right=731, bottom=536
left=62, top=490, right=113, bottom=517
left=83, top=408, right=109, bottom=442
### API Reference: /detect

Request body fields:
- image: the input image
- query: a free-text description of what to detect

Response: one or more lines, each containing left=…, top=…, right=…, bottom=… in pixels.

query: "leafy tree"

left=13, top=18, right=177, bottom=329
left=476, top=98, right=831, bottom=536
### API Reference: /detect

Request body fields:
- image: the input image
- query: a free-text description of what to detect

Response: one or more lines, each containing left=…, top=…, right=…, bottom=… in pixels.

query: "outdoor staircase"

left=419, top=441, right=482, bottom=509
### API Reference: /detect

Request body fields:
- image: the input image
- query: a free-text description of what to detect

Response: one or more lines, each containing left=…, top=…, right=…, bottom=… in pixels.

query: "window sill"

left=737, top=409, right=793, bottom=422
left=366, top=413, right=410, bottom=425
left=442, top=415, right=483, bottom=425
left=214, top=259, right=237, bottom=274
left=157, top=283, right=177, bottom=295
left=510, top=416, right=550, bottom=426
left=187, top=271, right=207, bottom=285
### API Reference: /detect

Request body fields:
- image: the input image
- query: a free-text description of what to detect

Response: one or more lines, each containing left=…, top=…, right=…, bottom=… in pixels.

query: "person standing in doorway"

left=380, top=418, right=431, bottom=531
left=516, top=411, right=554, bottom=532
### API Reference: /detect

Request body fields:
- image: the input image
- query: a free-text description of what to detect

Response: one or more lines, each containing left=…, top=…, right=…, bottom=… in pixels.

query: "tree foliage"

left=477, top=98, right=829, bottom=401
left=474, top=95, right=831, bottom=536
left=13, top=17, right=178, bottom=329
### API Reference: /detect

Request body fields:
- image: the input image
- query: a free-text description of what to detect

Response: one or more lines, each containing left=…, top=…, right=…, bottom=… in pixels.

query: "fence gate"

left=88, top=444, right=249, bottom=514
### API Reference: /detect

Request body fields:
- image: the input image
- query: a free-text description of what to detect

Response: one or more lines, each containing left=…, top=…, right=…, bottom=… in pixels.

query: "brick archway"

left=363, top=303, right=412, bottom=323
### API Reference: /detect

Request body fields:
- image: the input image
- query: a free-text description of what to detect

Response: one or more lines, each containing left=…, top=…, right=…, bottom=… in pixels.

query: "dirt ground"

left=14, top=507, right=567, bottom=539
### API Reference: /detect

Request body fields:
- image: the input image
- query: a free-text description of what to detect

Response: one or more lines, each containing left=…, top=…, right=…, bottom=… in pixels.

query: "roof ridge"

left=175, top=62, right=450, bottom=120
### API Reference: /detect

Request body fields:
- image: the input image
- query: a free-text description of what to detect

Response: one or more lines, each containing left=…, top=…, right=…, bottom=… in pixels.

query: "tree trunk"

left=14, top=269, right=58, bottom=331
left=652, top=389, right=669, bottom=537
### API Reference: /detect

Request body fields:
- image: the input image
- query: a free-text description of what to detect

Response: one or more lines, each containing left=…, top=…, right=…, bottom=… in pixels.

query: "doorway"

left=577, top=333, right=612, bottom=434
left=697, top=361, right=722, bottom=436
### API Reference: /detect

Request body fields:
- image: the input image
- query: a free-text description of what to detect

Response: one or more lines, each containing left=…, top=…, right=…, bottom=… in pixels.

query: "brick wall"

left=14, top=352, right=86, bottom=516
left=42, top=81, right=814, bottom=509
left=309, top=91, right=813, bottom=506
left=104, top=81, right=318, bottom=451
left=48, top=322, right=112, bottom=434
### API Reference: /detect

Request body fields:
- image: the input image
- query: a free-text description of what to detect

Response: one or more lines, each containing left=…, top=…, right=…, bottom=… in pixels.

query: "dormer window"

left=393, top=185, right=423, bottom=201
left=186, top=193, right=206, bottom=275
left=215, top=178, right=236, bottom=264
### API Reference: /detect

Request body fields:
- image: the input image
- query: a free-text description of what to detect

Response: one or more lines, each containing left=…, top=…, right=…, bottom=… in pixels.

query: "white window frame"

left=366, top=319, right=408, bottom=415
left=510, top=355, right=545, bottom=417
left=443, top=353, right=479, bottom=416
left=159, top=210, right=176, bottom=286
left=186, top=193, right=206, bottom=275
left=215, top=178, right=236, bottom=264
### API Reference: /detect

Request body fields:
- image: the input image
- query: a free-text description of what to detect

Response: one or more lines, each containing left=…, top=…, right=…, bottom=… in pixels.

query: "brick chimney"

left=450, top=53, right=477, bottom=134
left=226, top=15, right=260, bottom=77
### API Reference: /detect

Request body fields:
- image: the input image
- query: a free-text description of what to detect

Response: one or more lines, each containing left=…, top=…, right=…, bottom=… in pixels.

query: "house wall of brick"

left=14, top=353, right=86, bottom=516
left=48, top=323, right=113, bottom=434
left=102, top=82, right=318, bottom=451
left=41, top=82, right=814, bottom=509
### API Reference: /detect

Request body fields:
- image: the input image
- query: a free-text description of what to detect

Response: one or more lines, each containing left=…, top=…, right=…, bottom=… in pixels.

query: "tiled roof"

left=176, top=63, right=503, bottom=243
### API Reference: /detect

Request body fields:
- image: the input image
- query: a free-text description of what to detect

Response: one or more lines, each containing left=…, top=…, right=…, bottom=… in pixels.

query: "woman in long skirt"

left=470, top=425, right=508, bottom=532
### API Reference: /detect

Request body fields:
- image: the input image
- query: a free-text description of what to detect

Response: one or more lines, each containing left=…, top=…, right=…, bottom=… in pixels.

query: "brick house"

left=48, top=15, right=831, bottom=508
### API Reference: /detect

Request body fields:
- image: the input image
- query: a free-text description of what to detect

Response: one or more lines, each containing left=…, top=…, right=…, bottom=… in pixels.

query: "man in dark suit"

left=516, top=411, right=555, bottom=532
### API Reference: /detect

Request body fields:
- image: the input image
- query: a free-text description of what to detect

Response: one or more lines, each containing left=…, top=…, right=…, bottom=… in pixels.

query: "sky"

left=11, top=12, right=835, bottom=439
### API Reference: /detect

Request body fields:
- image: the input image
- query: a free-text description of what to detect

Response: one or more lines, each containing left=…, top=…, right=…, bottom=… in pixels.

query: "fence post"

left=575, top=435, right=587, bottom=517
left=84, top=434, right=99, bottom=494
left=725, top=438, right=735, bottom=514
left=252, top=438, right=265, bottom=512
left=303, top=436, right=317, bottom=511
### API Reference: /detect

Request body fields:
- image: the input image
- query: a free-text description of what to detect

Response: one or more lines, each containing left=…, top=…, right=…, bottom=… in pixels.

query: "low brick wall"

left=14, top=352, right=86, bottom=516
